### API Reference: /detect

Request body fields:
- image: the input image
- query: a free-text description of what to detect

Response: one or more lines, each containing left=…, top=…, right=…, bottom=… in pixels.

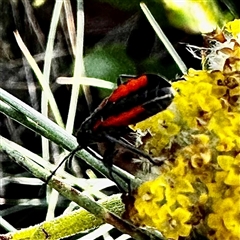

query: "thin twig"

left=63, top=0, right=76, bottom=55
left=57, top=77, right=116, bottom=89
left=21, top=0, right=45, bottom=48
left=140, top=2, right=188, bottom=74
left=66, top=0, right=86, bottom=134
left=41, top=0, right=65, bottom=220
left=13, top=31, right=64, bottom=128
left=0, top=89, right=137, bottom=191
left=0, top=135, right=164, bottom=240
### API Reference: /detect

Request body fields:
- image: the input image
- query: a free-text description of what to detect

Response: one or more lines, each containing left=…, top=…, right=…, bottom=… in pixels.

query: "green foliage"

left=84, top=44, right=136, bottom=96
left=85, top=44, right=136, bottom=80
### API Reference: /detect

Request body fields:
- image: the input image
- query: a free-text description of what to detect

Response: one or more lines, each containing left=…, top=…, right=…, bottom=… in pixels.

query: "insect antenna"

left=46, top=146, right=82, bottom=184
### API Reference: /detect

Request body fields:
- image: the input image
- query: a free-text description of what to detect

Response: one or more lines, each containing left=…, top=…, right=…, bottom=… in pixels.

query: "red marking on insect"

left=93, top=106, right=145, bottom=130
left=77, top=73, right=174, bottom=145
left=108, top=75, right=148, bottom=102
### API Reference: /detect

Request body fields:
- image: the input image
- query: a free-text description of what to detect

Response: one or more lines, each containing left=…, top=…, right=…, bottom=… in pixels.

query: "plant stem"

left=0, top=135, right=165, bottom=240
left=0, top=88, right=140, bottom=191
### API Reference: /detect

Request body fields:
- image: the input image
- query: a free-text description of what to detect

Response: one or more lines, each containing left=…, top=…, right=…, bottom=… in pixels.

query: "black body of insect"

left=48, top=74, right=174, bottom=184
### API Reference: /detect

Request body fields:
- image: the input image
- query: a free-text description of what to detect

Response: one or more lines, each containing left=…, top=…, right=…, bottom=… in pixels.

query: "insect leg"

left=46, top=146, right=82, bottom=184
left=104, top=133, right=156, bottom=165
left=83, top=145, right=126, bottom=187
left=100, top=142, right=126, bottom=186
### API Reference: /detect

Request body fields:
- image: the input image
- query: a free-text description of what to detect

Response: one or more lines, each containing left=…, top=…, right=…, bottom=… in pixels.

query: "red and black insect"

left=77, top=73, right=173, bottom=159
left=48, top=74, right=173, bottom=182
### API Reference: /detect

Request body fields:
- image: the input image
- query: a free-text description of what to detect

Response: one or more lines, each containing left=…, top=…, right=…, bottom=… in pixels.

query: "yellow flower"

left=218, top=154, right=240, bottom=186
left=133, top=110, right=180, bottom=156
left=206, top=171, right=228, bottom=200
left=176, top=194, right=193, bottom=209
left=184, top=134, right=212, bottom=169
left=170, top=155, right=188, bottom=176
left=161, top=175, right=195, bottom=206
left=195, top=82, right=222, bottom=112
left=208, top=213, right=234, bottom=240
left=208, top=111, right=239, bottom=152
left=153, top=205, right=192, bottom=240
left=224, top=19, right=240, bottom=38
left=133, top=178, right=166, bottom=222
left=233, top=186, right=240, bottom=198
left=223, top=205, right=240, bottom=237
left=127, top=20, right=240, bottom=240
left=222, top=40, right=240, bottom=73
left=208, top=198, right=240, bottom=239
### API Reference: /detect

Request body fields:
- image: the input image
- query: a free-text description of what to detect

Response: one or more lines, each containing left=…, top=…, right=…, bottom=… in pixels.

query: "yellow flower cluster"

left=128, top=20, right=240, bottom=240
